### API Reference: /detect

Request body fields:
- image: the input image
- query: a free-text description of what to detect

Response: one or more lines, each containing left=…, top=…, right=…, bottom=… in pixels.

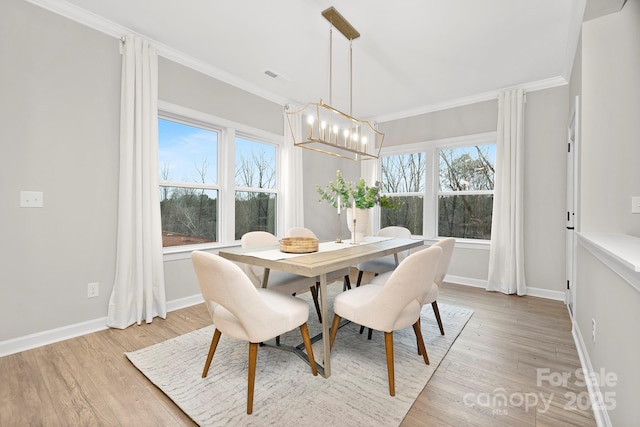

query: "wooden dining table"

left=218, top=236, right=424, bottom=378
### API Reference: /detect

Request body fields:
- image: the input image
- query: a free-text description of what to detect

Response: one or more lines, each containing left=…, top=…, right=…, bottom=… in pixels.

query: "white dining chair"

left=355, top=226, right=412, bottom=286
left=191, top=251, right=317, bottom=414
left=329, top=245, right=442, bottom=396
left=370, top=238, right=455, bottom=337
left=241, top=231, right=321, bottom=321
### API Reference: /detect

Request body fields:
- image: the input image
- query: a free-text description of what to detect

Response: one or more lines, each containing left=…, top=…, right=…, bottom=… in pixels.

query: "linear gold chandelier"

left=286, top=6, right=384, bottom=161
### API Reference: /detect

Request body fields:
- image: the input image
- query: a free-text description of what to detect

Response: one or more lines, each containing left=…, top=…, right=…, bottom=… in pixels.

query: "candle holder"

left=336, top=212, right=343, bottom=243
left=351, top=217, right=357, bottom=245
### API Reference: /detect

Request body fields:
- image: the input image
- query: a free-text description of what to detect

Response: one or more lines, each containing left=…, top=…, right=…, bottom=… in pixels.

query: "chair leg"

left=367, top=328, right=373, bottom=340
left=299, top=323, right=318, bottom=376
left=356, top=270, right=364, bottom=287
left=310, top=285, right=322, bottom=323
left=343, top=274, right=351, bottom=291
left=432, top=301, right=445, bottom=335
left=247, top=342, right=258, bottom=414
left=384, top=331, right=395, bottom=396
left=202, top=328, right=222, bottom=378
left=413, top=320, right=430, bottom=365
left=329, top=314, right=341, bottom=350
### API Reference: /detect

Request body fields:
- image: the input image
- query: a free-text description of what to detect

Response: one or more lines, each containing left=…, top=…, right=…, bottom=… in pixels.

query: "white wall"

left=576, top=2, right=640, bottom=425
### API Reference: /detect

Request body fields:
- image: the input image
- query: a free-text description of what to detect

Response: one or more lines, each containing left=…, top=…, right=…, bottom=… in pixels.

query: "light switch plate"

left=633, top=197, right=640, bottom=214
left=20, top=191, right=44, bottom=208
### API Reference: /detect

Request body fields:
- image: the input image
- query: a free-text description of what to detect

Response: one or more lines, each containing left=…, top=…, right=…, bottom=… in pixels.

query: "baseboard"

left=445, top=275, right=566, bottom=301
left=0, top=294, right=205, bottom=358
left=571, top=321, right=613, bottom=427
left=0, top=277, right=565, bottom=358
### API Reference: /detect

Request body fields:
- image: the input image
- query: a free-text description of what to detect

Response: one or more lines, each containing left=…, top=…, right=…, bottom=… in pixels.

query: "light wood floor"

left=1, top=275, right=595, bottom=426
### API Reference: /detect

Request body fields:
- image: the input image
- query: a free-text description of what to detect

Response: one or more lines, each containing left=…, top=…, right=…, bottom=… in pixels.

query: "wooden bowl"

left=280, top=237, right=319, bottom=253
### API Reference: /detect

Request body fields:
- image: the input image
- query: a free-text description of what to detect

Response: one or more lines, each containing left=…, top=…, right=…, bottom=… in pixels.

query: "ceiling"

left=30, top=0, right=621, bottom=122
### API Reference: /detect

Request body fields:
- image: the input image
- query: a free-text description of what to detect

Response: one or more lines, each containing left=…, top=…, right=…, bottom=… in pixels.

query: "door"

left=566, top=96, right=579, bottom=317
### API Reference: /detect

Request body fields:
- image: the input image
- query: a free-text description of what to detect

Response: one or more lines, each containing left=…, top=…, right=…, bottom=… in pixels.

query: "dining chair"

left=286, top=227, right=352, bottom=322
left=329, top=245, right=442, bottom=396
left=370, top=238, right=455, bottom=336
left=241, top=231, right=322, bottom=321
left=355, top=226, right=412, bottom=287
left=191, top=251, right=318, bottom=414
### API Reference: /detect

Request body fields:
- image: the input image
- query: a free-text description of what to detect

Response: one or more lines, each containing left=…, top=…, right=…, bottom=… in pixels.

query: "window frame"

left=158, top=101, right=283, bottom=258
left=376, top=131, right=496, bottom=248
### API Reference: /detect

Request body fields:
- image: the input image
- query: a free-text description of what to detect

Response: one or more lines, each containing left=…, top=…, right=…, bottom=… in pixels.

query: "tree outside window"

left=380, top=153, right=425, bottom=234
left=438, top=144, right=495, bottom=239
left=234, top=137, right=277, bottom=239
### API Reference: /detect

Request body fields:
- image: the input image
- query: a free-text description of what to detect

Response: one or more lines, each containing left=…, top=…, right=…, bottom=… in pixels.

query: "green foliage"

left=316, top=169, right=400, bottom=210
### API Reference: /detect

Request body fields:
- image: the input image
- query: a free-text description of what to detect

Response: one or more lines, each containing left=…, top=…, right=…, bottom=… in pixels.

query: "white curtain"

left=487, top=89, right=527, bottom=295
left=107, top=35, right=166, bottom=328
left=282, top=104, right=305, bottom=233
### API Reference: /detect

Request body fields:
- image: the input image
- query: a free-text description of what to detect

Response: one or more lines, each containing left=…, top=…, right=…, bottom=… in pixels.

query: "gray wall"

left=0, top=0, right=283, bottom=340
left=576, top=3, right=640, bottom=425
left=1, top=0, right=120, bottom=341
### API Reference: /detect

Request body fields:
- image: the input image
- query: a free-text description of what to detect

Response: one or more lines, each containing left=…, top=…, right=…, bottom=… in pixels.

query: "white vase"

left=346, top=208, right=369, bottom=243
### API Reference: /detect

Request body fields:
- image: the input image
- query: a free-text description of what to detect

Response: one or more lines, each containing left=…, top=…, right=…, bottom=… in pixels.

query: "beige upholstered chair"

left=286, top=227, right=352, bottom=321
left=355, top=226, right=412, bottom=286
left=240, top=231, right=321, bottom=320
left=191, top=251, right=317, bottom=414
left=371, top=238, right=455, bottom=336
left=329, top=245, right=442, bottom=396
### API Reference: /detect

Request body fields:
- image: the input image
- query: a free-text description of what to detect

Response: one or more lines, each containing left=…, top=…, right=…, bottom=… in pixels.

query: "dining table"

left=218, top=236, right=424, bottom=378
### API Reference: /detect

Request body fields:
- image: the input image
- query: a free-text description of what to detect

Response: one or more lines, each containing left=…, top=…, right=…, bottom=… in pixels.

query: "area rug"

left=126, top=282, right=473, bottom=426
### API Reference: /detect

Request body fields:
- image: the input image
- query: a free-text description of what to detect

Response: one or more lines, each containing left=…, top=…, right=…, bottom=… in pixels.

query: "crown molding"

left=24, top=0, right=292, bottom=107
left=372, top=75, right=568, bottom=123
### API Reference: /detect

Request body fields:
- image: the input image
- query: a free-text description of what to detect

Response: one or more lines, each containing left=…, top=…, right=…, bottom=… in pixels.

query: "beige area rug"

left=126, top=282, right=473, bottom=427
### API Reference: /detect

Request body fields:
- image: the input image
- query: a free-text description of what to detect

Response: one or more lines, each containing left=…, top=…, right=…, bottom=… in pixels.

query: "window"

left=438, top=145, right=495, bottom=240
left=158, top=107, right=281, bottom=249
left=158, top=118, right=219, bottom=247
left=234, top=137, right=277, bottom=239
left=379, top=133, right=495, bottom=241
left=380, top=153, right=425, bottom=234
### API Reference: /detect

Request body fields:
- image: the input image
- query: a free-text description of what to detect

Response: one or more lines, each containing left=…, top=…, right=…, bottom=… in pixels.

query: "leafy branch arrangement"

left=316, top=169, right=399, bottom=210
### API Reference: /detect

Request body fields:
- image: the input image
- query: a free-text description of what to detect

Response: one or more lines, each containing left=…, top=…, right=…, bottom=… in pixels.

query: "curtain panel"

left=487, top=89, right=527, bottom=295
left=282, top=104, right=305, bottom=234
left=107, top=35, right=167, bottom=328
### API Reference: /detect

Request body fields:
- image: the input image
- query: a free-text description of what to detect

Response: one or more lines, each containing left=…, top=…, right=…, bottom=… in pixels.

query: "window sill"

left=577, top=232, right=640, bottom=293
left=421, top=237, right=490, bottom=250
left=163, top=242, right=241, bottom=261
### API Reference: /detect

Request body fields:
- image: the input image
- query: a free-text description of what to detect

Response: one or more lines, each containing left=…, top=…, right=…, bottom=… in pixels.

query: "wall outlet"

left=88, top=282, right=100, bottom=298
left=591, top=318, right=596, bottom=343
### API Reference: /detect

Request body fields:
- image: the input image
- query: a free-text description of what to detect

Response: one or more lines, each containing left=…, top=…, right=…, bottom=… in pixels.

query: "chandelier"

left=286, top=7, right=384, bottom=161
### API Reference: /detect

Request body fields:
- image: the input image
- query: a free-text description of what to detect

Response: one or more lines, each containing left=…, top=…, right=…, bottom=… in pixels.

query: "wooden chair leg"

left=356, top=270, right=364, bottom=287
left=432, top=301, right=445, bottom=335
left=329, top=314, right=341, bottom=350
left=416, top=318, right=422, bottom=355
left=202, top=328, right=221, bottom=378
left=310, top=285, right=322, bottom=323
left=413, top=320, right=430, bottom=365
left=247, top=342, right=258, bottom=414
left=299, top=323, right=318, bottom=376
left=384, top=331, right=395, bottom=396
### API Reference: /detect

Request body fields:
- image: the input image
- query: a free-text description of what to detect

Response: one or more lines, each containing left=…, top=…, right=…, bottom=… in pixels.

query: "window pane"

left=381, top=153, right=425, bottom=193
left=381, top=196, right=423, bottom=235
left=160, top=186, right=218, bottom=247
left=438, top=194, right=493, bottom=239
left=439, top=145, right=495, bottom=191
left=158, top=119, right=218, bottom=184
left=235, top=137, right=276, bottom=189
left=235, top=191, right=276, bottom=239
